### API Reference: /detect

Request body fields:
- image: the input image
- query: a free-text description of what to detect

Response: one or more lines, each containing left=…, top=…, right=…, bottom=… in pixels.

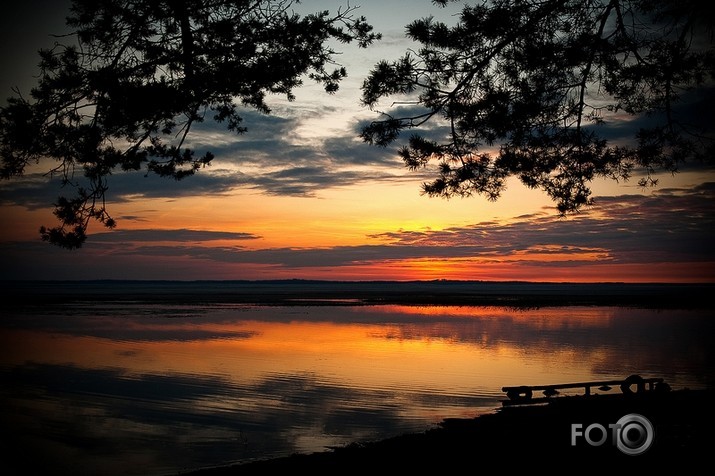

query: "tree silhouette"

left=361, top=0, right=714, bottom=214
left=0, top=0, right=380, bottom=249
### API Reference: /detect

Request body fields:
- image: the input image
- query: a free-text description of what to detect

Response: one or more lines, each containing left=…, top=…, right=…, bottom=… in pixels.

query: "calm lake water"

left=1, top=296, right=713, bottom=475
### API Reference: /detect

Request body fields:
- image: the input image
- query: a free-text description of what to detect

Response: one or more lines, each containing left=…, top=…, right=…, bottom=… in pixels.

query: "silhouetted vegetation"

left=361, top=0, right=715, bottom=214
left=0, top=0, right=379, bottom=248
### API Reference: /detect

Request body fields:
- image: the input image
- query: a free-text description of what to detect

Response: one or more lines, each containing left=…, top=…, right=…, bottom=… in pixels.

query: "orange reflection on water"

left=1, top=308, right=619, bottom=399
left=361, top=304, right=617, bottom=329
left=2, top=303, right=710, bottom=476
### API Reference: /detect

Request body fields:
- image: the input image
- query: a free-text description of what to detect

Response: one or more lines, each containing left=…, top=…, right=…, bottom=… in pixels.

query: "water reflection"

left=1, top=304, right=712, bottom=475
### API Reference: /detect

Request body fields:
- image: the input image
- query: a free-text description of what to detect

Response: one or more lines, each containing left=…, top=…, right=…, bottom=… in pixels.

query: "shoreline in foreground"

left=178, top=387, right=713, bottom=474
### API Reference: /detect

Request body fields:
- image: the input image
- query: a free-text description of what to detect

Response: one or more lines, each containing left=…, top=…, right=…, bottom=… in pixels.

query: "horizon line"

left=3, top=278, right=713, bottom=285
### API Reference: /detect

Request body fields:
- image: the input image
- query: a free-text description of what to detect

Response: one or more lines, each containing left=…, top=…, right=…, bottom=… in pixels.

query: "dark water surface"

left=1, top=282, right=712, bottom=475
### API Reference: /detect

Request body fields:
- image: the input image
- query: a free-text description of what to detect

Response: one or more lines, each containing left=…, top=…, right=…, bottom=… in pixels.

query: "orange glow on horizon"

left=214, top=259, right=715, bottom=283
left=2, top=171, right=713, bottom=283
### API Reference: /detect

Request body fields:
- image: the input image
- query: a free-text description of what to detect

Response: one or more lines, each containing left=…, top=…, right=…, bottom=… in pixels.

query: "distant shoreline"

left=2, top=279, right=713, bottom=309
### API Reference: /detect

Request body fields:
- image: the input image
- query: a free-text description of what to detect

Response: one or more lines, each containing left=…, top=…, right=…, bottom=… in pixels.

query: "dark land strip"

left=3, top=280, right=714, bottom=309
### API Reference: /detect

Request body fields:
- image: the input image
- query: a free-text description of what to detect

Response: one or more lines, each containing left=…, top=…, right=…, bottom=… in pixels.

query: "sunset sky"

left=1, top=0, right=714, bottom=282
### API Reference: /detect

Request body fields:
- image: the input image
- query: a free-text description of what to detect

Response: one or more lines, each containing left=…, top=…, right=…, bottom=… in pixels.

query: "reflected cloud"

left=2, top=362, right=482, bottom=476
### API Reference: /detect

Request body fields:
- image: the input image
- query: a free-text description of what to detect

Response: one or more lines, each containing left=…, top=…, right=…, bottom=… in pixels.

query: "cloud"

left=113, top=243, right=472, bottom=268
left=372, top=184, right=715, bottom=264
left=243, top=165, right=414, bottom=197
left=0, top=169, right=246, bottom=209
left=5, top=90, right=710, bottom=212
left=323, top=135, right=404, bottom=167
left=137, top=183, right=715, bottom=268
left=2, top=182, right=712, bottom=281
left=3, top=361, right=477, bottom=473
left=0, top=174, right=67, bottom=210
left=0, top=105, right=411, bottom=208
left=90, top=228, right=260, bottom=243
left=60, top=184, right=706, bottom=272
left=0, top=159, right=409, bottom=210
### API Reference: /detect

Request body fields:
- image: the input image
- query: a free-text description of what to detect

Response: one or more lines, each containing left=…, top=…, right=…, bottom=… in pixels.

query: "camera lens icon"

left=615, top=413, right=654, bottom=455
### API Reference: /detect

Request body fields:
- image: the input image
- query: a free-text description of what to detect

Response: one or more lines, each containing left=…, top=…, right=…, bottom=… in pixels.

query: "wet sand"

left=180, top=387, right=713, bottom=474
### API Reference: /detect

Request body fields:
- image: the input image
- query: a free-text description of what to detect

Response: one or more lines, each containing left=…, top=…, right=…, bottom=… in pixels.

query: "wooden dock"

left=501, top=374, right=668, bottom=405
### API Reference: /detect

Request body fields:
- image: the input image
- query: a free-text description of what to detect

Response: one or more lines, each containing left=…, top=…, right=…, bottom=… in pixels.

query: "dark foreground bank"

left=180, top=388, right=713, bottom=474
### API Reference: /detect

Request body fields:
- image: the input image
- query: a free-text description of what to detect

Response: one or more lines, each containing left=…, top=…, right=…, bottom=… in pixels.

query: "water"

left=1, top=295, right=713, bottom=476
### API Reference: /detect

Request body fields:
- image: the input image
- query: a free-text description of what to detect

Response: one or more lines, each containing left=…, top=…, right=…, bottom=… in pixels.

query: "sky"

left=0, top=0, right=714, bottom=282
